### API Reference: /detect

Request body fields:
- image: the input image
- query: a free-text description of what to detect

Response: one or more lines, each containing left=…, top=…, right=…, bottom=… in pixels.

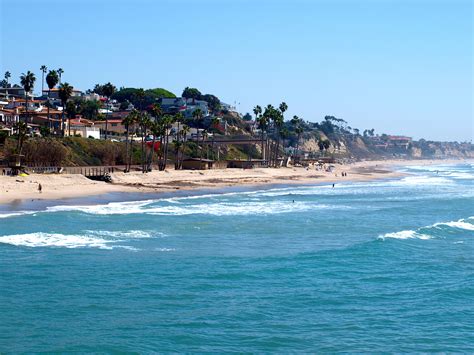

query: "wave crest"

left=379, top=217, right=474, bottom=241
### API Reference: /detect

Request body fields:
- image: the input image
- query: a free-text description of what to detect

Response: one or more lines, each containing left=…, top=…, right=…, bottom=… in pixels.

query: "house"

left=159, top=97, right=187, bottom=114
left=227, top=159, right=266, bottom=169
left=386, top=135, right=412, bottom=149
left=181, top=158, right=214, bottom=170
left=94, top=119, right=127, bottom=137
left=67, top=116, right=100, bottom=139
left=0, top=86, right=31, bottom=99
left=0, top=108, right=20, bottom=126
left=42, top=87, right=83, bottom=100
left=184, top=98, right=210, bottom=118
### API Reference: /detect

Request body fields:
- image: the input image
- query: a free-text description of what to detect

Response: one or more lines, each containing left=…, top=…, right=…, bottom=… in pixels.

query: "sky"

left=0, top=0, right=472, bottom=141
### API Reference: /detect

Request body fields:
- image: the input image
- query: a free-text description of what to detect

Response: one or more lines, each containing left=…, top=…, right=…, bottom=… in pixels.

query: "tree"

left=160, top=114, right=175, bottom=170
left=137, top=112, right=152, bottom=173
left=254, top=105, right=267, bottom=161
left=263, top=105, right=277, bottom=165
left=192, top=108, right=204, bottom=163
left=182, top=87, right=202, bottom=101
left=174, top=112, right=185, bottom=169
left=201, top=94, right=220, bottom=113
left=119, top=100, right=130, bottom=111
left=291, top=115, right=304, bottom=158
left=111, top=87, right=175, bottom=108
left=267, top=102, right=287, bottom=167
left=58, top=82, right=73, bottom=137
left=40, top=65, right=47, bottom=94
left=78, top=99, right=100, bottom=120
left=66, top=100, right=77, bottom=119
left=147, top=104, right=163, bottom=171
left=13, top=121, right=29, bottom=167
left=20, top=71, right=36, bottom=125
left=45, top=70, right=59, bottom=131
left=92, top=84, right=104, bottom=96
left=318, top=138, right=330, bottom=157
left=57, top=68, right=64, bottom=84
left=4, top=71, right=11, bottom=86
left=101, top=82, right=116, bottom=140
left=122, top=109, right=139, bottom=172
left=4, top=71, right=11, bottom=98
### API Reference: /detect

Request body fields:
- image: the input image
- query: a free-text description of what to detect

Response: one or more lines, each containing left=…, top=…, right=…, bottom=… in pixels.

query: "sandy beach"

left=0, top=159, right=469, bottom=205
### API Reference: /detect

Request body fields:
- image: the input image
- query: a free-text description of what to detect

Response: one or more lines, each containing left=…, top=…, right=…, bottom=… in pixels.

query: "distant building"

left=159, top=97, right=187, bottom=114
left=386, top=135, right=412, bottom=149
left=181, top=158, right=214, bottom=170
left=67, top=116, right=100, bottom=139
left=184, top=98, right=209, bottom=118
left=94, top=119, right=127, bottom=137
left=42, top=87, right=83, bottom=100
left=0, top=86, right=31, bottom=99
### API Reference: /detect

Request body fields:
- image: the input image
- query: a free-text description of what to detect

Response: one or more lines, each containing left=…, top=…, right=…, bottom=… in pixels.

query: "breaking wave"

left=0, top=232, right=115, bottom=249
left=43, top=199, right=341, bottom=216
left=0, top=229, right=161, bottom=249
left=379, top=217, right=474, bottom=240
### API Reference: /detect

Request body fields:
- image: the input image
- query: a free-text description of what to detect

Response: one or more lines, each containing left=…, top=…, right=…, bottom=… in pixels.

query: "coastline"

left=0, top=158, right=470, bottom=207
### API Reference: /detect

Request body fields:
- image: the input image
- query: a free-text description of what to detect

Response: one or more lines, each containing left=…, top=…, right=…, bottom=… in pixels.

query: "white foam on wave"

left=445, top=172, right=474, bottom=180
left=435, top=220, right=474, bottom=231
left=0, top=229, right=163, bottom=249
left=378, top=230, right=432, bottom=240
left=0, top=232, right=115, bottom=249
left=41, top=199, right=343, bottom=216
left=155, top=247, right=175, bottom=252
left=0, top=211, right=38, bottom=219
left=85, top=230, right=159, bottom=238
left=395, top=175, right=453, bottom=186
left=379, top=217, right=474, bottom=241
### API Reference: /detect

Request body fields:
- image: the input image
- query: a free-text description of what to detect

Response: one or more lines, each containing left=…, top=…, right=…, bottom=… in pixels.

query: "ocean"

left=1, top=163, right=473, bottom=352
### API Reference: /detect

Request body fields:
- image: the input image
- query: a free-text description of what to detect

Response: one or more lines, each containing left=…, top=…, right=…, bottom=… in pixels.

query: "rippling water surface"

left=1, top=163, right=473, bottom=352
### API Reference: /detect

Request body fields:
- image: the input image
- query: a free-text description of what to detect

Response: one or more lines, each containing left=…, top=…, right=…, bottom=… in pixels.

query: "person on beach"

left=332, top=183, right=335, bottom=188
left=38, top=183, right=42, bottom=193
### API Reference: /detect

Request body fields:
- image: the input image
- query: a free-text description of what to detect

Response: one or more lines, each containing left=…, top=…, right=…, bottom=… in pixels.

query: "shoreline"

left=0, top=158, right=471, bottom=207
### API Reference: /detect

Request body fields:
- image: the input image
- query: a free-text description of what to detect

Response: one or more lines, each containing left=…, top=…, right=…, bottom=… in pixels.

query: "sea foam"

left=0, top=232, right=115, bottom=249
left=379, top=217, right=474, bottom=241
left=0, top=229, right=159, bottom=249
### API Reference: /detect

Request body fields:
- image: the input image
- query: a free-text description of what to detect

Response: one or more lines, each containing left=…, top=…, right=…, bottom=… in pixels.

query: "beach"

left=0, top=159, right=469, bottom=205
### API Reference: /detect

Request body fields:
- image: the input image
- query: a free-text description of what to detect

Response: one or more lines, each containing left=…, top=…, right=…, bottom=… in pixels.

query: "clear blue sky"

left=1, top=0, right=472, bottom=141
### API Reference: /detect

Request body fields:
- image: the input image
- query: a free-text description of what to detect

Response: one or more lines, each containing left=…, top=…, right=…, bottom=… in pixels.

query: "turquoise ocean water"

left=1, top=163, right=473, bottom=352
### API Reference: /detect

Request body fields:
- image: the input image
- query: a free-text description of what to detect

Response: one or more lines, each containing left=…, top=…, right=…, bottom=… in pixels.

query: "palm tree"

left=122, top=110, right=140, bottom=173
left=173, top=112, right=185, bottom=169
left=178, top=124, right=191, bottom=169
left=263, top=105, right=275, bottom=165
left=122, top=110, right=138, bottom=172
left=57, top=68, right=64, bottom=84
left=40, top=65, right=47, bottom=94
left=254, top=105, right=267, bottom=161
left=273, top=102, right=287, bottom=167
left=192, top=108, right=203, bottom=162
left=58, top=82, right=73, bottom=137
left=45, top=70, right=59, bottom=132
left=20, top=71, right=36, bottom=125
left=4, top=71, right=11, bottom=99
left=291, top=115, right=304, bottom=159
left=147, top=104, right=163, bottom=171
left=138, top=112, right=152, bottom=173
left=147, top=120, right=160, bottom=171
left=13, top=121, right=28, bottom=169
left=161, top=114, right=175, bottom=170
left=102, top=82, right=116, bottom=140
